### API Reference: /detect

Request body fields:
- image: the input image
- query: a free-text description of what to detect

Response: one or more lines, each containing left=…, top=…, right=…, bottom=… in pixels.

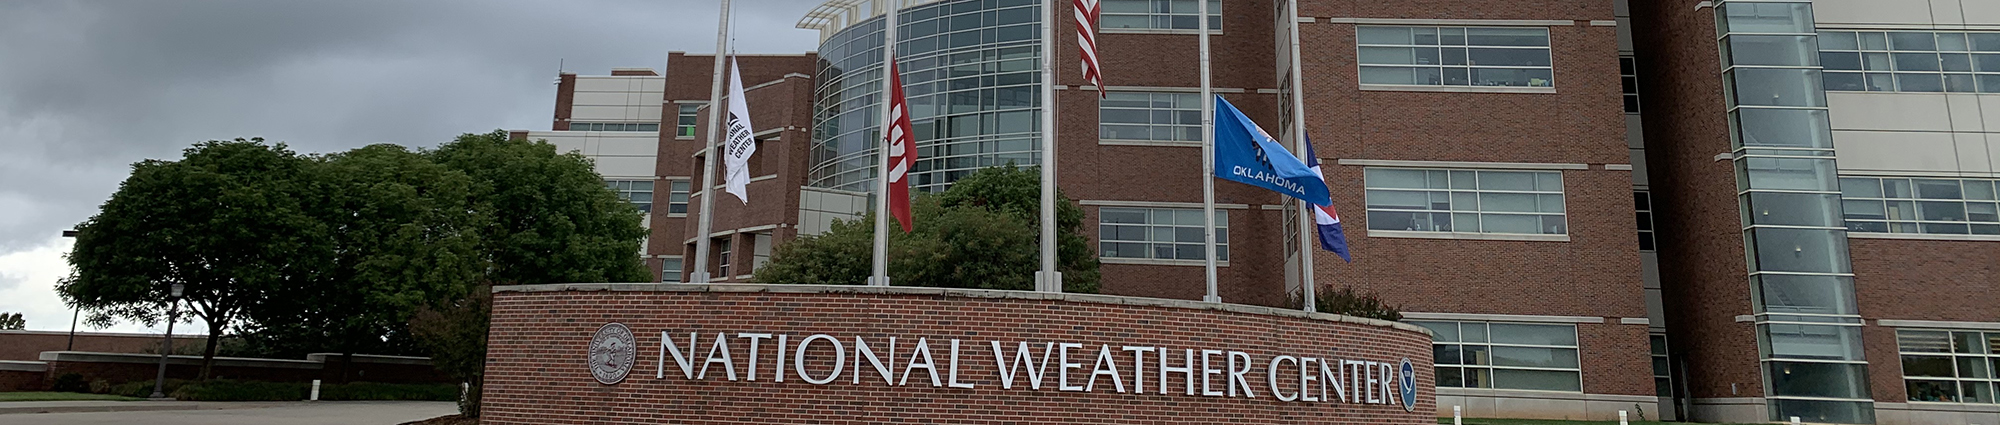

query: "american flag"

left=1074, top=0, right=1104, bottom=97
left=884, top=60, right=917, bottom=232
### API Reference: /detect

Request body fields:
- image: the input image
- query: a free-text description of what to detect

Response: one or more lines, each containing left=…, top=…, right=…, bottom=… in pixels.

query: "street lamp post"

left=149, top=283, right=183, bottom=400
left=61, top=230, right=78, bottom=351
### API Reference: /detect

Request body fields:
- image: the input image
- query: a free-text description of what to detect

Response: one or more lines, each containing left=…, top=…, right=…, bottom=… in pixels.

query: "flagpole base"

left=1203, top=294, right=1222, bottom=303
left=867, top=276, right=891, bottom=287
left=690, top=272, right=713, bottom=283
left=1034, top=271, right=1063, bottom=293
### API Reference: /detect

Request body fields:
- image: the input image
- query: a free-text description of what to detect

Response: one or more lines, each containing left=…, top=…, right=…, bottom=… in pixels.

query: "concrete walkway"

left=0, top=400, right=455, bottom=425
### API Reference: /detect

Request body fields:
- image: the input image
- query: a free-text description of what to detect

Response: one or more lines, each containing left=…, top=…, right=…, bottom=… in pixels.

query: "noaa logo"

left=589, top=323, right=637, bottom=385
left=1397, top=358, right=1418, bottom=412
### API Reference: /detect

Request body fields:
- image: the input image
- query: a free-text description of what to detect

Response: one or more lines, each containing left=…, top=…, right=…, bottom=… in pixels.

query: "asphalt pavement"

left=0, top=400, right=455, bottom=425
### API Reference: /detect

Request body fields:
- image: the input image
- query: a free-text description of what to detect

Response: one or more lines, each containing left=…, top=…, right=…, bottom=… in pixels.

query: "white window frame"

left=1896, top=329, right=1999, bottom=404
left=659, top=256, right=684, bottom=283
left=1356, top=26, right=1556, bottom=91
left=1411, top=320, right=1584, bottom=393
left=1637, top=191, right=1656, bottom=252
left=1818, top=30, right=2000, bottom=93
left=1362, top=167, right=1570, bottom=241
left=1097, top=207, right=1228, bottom=266
left=1840, top=176, right=2000, bottom=236
left=665, top=178, right=692, bottom=217
left=605, top=179, right=654, bottom=213
left=676, top=103, right=703, bottom=139
left=1098, top=91, right=1204, bottom=146
left=1099, top=0, right=1222, bottom=34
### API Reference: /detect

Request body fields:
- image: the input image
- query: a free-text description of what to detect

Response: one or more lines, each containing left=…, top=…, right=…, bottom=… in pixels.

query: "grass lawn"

left=1441, top=419, right=1764, bottom=425
left=0, top=392, right=145, bottom=402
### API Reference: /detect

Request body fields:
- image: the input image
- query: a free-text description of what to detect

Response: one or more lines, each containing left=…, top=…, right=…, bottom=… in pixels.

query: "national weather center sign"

left=599, top=325, right=1418, bottom=410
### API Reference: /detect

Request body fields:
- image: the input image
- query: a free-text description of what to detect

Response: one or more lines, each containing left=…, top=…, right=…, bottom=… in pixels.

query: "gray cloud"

left=0, top=0, right=829, bottom=330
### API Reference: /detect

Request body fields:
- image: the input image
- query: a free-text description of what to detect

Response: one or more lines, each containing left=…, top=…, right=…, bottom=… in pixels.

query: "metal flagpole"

left=1197, top=0, right=1219, bottom=303
left=1035, top=0, right=1061, bottom=292
left=870, top=0, right=900, bottom=287
left=691, top=0, right=734, bottom=283
left=1285, top=0, right=1317, bottom=313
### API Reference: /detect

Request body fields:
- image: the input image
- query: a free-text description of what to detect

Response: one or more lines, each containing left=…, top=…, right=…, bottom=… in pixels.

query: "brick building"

left=508, top=0, right=2000, bottom=423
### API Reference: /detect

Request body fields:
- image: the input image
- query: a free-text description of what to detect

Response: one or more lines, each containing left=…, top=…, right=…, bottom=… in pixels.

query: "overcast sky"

left=0, top=0, right=826, bottom=334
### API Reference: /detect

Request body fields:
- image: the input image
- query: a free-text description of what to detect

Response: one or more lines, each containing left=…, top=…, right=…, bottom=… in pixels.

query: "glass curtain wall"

left=807, top=0, right=1043, bottom=193
left=1714, top=2, right=1873, bottom=423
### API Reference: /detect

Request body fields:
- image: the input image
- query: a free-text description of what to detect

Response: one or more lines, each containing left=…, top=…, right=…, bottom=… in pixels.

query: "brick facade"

left=482, top=284, right=1435, bottom=425
left=0, top=330, right=209, bottom=362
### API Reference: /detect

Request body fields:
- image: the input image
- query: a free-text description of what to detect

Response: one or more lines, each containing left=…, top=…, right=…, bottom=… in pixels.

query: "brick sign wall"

left=483, top=284, right=1435, bottom=424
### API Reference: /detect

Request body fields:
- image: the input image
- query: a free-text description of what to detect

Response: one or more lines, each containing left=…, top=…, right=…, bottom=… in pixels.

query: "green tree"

left=237, top=144, right=483, bottom=361
left=411, top=131, right=653, bottom=417
left=755, top=165, right=1099, bottom=292
left=0, top=312, right=23, bottom=330
left=62, top=139, right=317, bottom=379
left=1287, top=285, right=1403, bottom=321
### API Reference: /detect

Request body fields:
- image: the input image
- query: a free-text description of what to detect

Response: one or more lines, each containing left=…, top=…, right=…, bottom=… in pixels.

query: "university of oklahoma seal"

left=589, top=323, right=637, bottom=385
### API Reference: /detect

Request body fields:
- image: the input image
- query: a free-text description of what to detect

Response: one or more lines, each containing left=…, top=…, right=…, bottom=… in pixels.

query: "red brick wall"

left=0, top=331, right=209, bottom=362
left=36, top=355, right=447, bottom=387
left=482, top=285, right=1436, bottom=424
left=0, top=370, right=43, bottom=391
left=553, top=73, right=575, bottom=131
left=1629, top=0, right=1772, bottom=402
left=1851, top=238, right=2000, bottom=402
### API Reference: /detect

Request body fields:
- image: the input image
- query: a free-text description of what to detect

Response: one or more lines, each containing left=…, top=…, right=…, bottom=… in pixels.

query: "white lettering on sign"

left=636, top=330, right=1416, bottom=406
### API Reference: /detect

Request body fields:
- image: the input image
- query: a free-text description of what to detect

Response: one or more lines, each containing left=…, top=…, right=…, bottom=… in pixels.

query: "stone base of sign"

left=481, top=283, right=1436, bottom=424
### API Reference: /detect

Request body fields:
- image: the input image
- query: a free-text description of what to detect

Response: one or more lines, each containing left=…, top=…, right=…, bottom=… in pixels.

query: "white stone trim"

left=1360, top=84, right=1557, bottom=94
left=1848, top=233, right=2000, bottom=242
left=1323, top=18, right=1573, bottom=27
left=1619, top=317, right=1650, bottom=325
left=684, top=224, right=781, bottom=244
left=1604, top=164, right=1634, bottom=170
left=1877, top=319, right=2000, bottom=331
left=1401, top=312, right=1606, bottom=324
left=1365, top=229, right=1572, bottom=243
left=1098, top=140, right=1203, bottom=148
left=1439, top=387, right=1657, bottom=403
left=1100, top=257, right=1230, bottom=268
left=1588, top=20, right=1617, bottom=27
left=0, top=361, right=46, bottom=372
left=1081, top=200, right=1252, bottom=210
left=1337, top=159, right=1590, bottom=170
left=1092, top=86, right=1248, bottom=94
left=491, top=283, right=1435, bottom=335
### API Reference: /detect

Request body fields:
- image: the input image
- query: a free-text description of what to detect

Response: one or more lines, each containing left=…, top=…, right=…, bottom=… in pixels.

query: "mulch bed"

left=400, top=415, right=478, bottom=425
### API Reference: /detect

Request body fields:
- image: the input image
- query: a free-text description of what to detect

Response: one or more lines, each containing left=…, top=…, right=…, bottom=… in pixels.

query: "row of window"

left=606, top=179, right=691, bottom=215
left=1841, top=177, right=2000, bottom=235
left=1098, top=207, right=1228, bottom=261
left=572, top=122, right=659, bottom=132
left=1900, top=330, right=2000, bottom=404
left=1821, top=30, right=2000, bottom=93
left=1413, top=321, right=1582, bottom=392
left=1357, top=26, right=1554, bottom=88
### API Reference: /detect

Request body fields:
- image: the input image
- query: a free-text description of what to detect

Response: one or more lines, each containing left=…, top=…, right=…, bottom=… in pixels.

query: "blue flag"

left=1212, top=96, right=1332, bottom=206
left=1302, top=133, right=1352, bottom=262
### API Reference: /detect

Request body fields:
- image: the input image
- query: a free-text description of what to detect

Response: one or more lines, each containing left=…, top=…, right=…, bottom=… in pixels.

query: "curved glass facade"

left=808, top=0, right=1043, bottom=192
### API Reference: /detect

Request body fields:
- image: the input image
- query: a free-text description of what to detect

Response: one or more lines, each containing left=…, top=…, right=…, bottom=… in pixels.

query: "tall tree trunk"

left=199, top=319, right=223, bottom=380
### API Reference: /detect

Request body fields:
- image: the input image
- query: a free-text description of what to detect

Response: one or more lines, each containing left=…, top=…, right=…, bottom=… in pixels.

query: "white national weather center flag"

left=722, top=57, right=757, bottom=204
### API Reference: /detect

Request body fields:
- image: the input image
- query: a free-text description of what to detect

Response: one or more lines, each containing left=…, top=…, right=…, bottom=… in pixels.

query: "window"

left=666, top=180, right=692, bottom=215
left=1100, top=0, right=1221, bottom=31
left=1358, top=26, right=1554, bottom=88
left=660, top=257, right=684, bottom=283
left=1636, top=191, right=1656, bottom=251
left=716, top=238, right=732, bottom=279
left=1412, top=321, right=1582, bottom=392
left=750, top=233, right=773, bottom=274
left=1651, top=334, right=1673, bottom=398
left=1364, top=168, right=1568, bottom=235
left=1897, top=329, right=1999, bottom=404
left=605, top=180, right=654, bottom=213
left=1840, top=177, right=2000, bottom=235
left=1099, top=92, right=1202, bottom=143
left=677, top=104, right=703, bottom=137
left=1820, top=31, right=2000, bottom=93
left=1621, top=56, right=1641, bottom=113
left=571, top=122, right=660, bottom=132
left=1098, top=207, right=1228, bottom=261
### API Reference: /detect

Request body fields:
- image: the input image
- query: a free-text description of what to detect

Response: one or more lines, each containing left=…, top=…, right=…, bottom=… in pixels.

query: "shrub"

left=50, top=373, right=88, bottom=393
left=109, top=379, right=194, bottom=398
left=1288, top=285, right=1404, bottom=321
